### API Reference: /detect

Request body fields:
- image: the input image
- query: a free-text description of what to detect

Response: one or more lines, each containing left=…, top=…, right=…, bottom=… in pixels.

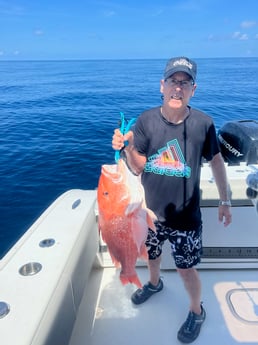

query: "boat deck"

left=68, top=163, right=258, bottom=345
left=69, top=266, right=258, bottom=345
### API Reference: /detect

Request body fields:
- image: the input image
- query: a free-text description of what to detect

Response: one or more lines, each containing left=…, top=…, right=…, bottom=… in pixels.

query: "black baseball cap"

left=164, top=56, right=197, bottom=82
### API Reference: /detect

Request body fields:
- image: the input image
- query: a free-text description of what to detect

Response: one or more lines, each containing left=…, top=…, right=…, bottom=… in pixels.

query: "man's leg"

left=131, top=256, right=163, bottom=304
left=148, top=255, right=162, bottom=286
left=177, top=267, right=206, bottom=343
left=177, top=267, right=201, bottom=314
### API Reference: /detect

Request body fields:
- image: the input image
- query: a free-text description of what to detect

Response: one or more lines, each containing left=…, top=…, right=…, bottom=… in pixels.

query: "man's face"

left=160, top=72, right=196, bottom=110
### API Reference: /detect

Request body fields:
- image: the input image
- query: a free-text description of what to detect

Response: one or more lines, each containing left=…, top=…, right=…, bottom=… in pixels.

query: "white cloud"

left=103, top=10, right=115, bottom=17
left=232, top=31, right=248, bottom=40
left=232, top=31, right=241, bottom=38
left=34, top=29, right=44, bottom=35
left=87, top=32, right=103, bottom=40
left=239, top=33, right=248, bottom=40
left=241, top=21, right=257, bottom=28
left=0, top=2, right=24, bottom=15
left=151, top=8, right=164, bottom=17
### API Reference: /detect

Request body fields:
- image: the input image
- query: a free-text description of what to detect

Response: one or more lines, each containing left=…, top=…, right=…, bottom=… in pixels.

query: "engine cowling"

left=218, top=120, right=258, bottom=165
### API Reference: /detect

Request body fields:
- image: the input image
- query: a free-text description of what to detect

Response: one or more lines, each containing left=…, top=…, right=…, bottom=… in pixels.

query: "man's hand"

left=112, top=129, right=133, bottom=150
left=218, top=205, right=232, bottom=227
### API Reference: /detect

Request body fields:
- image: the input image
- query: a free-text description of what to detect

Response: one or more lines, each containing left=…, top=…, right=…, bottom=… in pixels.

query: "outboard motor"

left=217, top=120, right=258, bottom=165
left=246, top=170, right=258, bottom=213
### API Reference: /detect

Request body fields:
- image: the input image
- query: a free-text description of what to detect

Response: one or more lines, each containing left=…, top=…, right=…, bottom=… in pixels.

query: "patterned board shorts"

left=146, top=221, right=203, bottom=269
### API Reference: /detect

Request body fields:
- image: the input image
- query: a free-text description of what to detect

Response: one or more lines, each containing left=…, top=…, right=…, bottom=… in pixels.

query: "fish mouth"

left=101, top=164, right=124, bottom=182
left=102, top=164, right=117, bottom=174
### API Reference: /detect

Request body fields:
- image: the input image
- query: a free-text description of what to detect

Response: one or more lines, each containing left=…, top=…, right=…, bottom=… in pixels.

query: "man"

left=112, top=56, right=232, bottom=343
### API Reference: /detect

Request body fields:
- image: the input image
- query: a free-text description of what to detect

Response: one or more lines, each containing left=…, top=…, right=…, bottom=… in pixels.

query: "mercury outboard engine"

left=217, top=120, right=258, bottom=165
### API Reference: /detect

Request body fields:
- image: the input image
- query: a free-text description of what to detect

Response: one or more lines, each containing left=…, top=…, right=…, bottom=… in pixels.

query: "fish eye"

left=103, top=191, right=109, bottom=196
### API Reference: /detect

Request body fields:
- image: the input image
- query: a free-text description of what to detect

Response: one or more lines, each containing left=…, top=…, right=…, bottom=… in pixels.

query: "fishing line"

left=115, top=112, right=136, bottom=163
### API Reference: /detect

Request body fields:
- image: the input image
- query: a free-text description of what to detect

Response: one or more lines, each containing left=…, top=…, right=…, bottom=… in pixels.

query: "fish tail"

left=120, top=272, right=142, bottom=288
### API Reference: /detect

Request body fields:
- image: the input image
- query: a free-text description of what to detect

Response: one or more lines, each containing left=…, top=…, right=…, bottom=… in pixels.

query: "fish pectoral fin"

left=146, top=209, right=157, bottom=232
left=139, top=243, right=148, bottom=262
left=125, top=202, right=142, bottom=216
left=130, top=213, right=149, bottom=251
left=146, top=214, right=156, bottom=232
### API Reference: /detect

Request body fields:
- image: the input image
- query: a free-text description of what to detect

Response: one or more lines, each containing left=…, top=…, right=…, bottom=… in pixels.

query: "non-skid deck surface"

left=69, top=267, right=258, bottom=345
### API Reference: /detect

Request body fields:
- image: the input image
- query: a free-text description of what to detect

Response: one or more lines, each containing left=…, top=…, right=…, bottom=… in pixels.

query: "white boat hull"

left=0, top=164, right=257, bottom=345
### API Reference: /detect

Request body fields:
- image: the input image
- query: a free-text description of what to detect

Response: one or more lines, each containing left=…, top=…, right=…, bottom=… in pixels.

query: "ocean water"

left=1, top=58, right=258, bottom=258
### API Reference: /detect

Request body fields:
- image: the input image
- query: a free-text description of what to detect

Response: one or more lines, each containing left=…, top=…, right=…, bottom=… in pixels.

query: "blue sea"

left=1, top=58, right=258, bottom=258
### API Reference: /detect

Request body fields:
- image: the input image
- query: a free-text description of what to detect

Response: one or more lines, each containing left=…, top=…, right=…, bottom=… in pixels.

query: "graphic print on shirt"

left=144, top=139, right=191, bottom=178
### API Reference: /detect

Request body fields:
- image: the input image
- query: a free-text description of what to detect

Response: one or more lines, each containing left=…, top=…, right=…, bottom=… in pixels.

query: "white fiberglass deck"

left=69, top=266, right=258, bottom=345
left=69, top=163, right=258, bottom=345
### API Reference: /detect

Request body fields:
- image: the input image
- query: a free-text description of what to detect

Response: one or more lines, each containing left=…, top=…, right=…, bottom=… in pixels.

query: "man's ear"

left=191, top=84, right=197, bottom=97
left=160, top=79, right=165, bottom=94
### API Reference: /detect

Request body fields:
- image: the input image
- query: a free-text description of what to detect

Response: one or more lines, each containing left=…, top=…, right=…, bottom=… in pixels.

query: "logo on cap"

left=173, top=58, right=193, bottom=70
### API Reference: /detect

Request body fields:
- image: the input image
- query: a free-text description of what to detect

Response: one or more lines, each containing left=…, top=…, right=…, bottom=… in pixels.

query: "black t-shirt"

left=133, top=106, right=220, bottom=230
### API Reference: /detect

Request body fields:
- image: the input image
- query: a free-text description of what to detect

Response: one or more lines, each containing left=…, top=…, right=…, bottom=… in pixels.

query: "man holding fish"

left=112, top=56, right=232, bottom=343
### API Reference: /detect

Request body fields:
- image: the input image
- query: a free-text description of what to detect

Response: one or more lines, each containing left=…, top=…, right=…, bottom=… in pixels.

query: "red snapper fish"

left=97, top=158, right=156, bottom=288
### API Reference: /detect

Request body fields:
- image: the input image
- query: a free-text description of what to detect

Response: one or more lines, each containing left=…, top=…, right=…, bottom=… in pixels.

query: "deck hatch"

left=226, top=288, right=258, bottom=324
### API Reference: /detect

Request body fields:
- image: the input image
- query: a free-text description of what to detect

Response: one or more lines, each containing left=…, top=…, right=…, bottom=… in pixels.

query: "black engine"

left=217, top=120, right=258, bottom=165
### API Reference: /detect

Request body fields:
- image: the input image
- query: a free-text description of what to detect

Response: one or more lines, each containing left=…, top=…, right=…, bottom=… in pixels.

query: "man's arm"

left=209, top=152, right=232, bottom=226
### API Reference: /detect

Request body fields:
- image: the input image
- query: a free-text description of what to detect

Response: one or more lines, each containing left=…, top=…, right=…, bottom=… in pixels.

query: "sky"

left=1, top=0, right=258, bottom=60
